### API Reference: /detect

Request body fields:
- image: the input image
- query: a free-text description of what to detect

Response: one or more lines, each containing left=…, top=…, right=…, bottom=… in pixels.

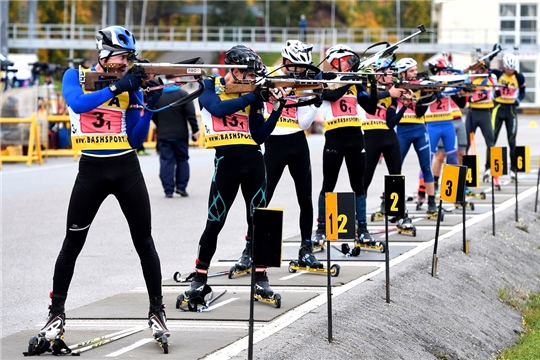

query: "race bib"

left=331, top=97, right=357, bottom=117
left=80, top=109, right=123, bottom=133
left=211, top=113, right=249, bottom=133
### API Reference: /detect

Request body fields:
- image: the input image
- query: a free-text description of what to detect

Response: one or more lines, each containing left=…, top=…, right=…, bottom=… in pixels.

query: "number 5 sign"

left=440, top=165, right=467, bottom=204
left=490, top=147, right=508, bottom=176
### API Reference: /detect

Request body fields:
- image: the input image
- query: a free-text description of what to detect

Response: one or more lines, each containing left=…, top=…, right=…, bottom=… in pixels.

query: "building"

left=433, top=0, right=539, bottom=108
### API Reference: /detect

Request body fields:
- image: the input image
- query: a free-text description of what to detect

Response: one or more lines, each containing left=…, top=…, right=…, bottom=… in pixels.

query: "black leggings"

left=53, top=152, right=162, bottom=298
left=364, top=129, right=402, bottom=193
left=264, top=132, right=313, bottom=241
left=320, top=128, right=366, bottom=196
left=492, top=103, right=518, bottom=171
left=196, top=146, right=267, bottom=269
left=466, top=108, right=494, bottom=170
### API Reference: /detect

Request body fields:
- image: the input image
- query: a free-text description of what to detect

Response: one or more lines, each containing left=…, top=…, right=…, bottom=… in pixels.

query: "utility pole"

left=28, top=0, right=37, bottom=54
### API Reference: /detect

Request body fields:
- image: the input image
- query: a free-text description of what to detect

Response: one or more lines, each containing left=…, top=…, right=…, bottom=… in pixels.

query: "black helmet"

left=225, top=45, right=262, bottom=71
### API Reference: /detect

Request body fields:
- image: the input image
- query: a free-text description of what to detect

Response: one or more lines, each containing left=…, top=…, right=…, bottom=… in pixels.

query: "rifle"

left=463, top=44, right=503, bottom=73
left=82, top=63, right=208, bottom=91
left=357, top=24, right=427, bottom=70
left=223, top=74, right=384, bottom=94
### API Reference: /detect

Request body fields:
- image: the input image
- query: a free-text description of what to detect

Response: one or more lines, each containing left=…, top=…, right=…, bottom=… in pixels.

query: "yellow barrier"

left=46, top=115, right=80, bottom=160
left=0, top=114, right=43, bottom=168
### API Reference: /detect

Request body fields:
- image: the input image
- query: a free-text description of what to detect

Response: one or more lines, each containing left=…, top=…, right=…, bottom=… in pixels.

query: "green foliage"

left=208, top=1, right=259, bottom=27
left=498, top=290, right=540, bottom=359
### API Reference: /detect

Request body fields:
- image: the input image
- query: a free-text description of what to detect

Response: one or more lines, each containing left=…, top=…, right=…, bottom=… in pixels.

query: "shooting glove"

left=145, top=80, right=163, bottom=109
left=252, top=85, right=271, bottom=103
left=110, top=73, right=146, bottom=96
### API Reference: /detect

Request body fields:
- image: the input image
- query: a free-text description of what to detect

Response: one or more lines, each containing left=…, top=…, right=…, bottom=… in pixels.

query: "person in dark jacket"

left=152, top=76, right=200, bottom=198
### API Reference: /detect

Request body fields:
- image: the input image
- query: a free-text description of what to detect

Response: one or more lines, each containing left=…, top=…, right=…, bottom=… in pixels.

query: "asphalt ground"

left=1, top=114, right=540, bottom=359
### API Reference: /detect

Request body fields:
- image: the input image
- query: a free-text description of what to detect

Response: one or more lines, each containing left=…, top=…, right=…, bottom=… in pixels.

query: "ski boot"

left=493, top=175, right=501, bottom=191
left=415, top=191, right=426, bottom=210
left=370, top=195, right=385, bottom=222
left=426, top=200, right=444, bottom=221
left=483, top=168, right=491, bottom=183
left=149, top=297, right=170, bottom=353
left=510, top=170, right=517, bottom=183
left=24, top=294, right=72, bottom=356
left=229, top=238, right=253, bottom=278
left=396, top=216, right=417, bottom=236
left=176, top=270, right=213, bottom=312
left=311, top=227, right=326, bottom=252
left=253, top=270, right=281, bottom=308
left=353, top=223, right=385, bottom=253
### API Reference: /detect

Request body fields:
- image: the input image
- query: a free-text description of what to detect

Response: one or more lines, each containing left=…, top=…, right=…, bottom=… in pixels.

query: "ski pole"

left=69, top=326, right=148, bottom=355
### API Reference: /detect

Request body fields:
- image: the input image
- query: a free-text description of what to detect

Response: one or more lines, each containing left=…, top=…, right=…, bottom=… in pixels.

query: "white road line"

left=203, top=185, right=540, bottom=360
left=202, top=298, right=239, bottom=311
left=105, top=338, right=155, bottom=357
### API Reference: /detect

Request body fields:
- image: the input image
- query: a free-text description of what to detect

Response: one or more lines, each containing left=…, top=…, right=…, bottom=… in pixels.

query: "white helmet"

left=325, top=44, right=356, bottom=63
left=395, top=58, right=417, bottom=74
left=502, top=53, right=519, bottom=70
left=282, top=40, right=313, bottom=64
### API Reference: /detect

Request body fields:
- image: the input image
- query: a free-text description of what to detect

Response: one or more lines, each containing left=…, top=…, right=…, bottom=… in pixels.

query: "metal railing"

left=8, top=23, right=537, bottom=53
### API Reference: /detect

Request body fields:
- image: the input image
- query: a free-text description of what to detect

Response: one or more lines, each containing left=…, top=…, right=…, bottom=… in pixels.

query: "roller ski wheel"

left=254, top=293, right=282, bottom=308
left=465, top=191, right=486, bottom=200
left=156, top=336, right=169, bottom=354
left=228, top=265, right=251, bottom=279
left=330, top=264, right=341, bottom=277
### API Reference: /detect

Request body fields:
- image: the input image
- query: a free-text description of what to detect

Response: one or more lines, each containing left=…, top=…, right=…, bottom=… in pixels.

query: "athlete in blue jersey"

left=25, top=26, right=169, bottom=356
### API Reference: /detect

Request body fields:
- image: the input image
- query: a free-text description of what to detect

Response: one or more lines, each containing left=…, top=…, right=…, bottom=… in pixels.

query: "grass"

left=497, top=289, right=540, bottom=359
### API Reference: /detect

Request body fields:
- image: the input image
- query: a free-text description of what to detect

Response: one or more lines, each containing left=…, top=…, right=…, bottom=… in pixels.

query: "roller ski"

left=353, top=223, right=385, bottom=253
left=253, top=271, right=281, bottom=308
left=465, top=188, right=486, bottom=200
left=228, top=240, right=253, bottom=278
left=148, top=297, right=170, bottom=354
left=176, top=271, right=214, bottom=312
left=454, top=200, right=475, bottom=211
left=426, top=201, right=444, bottom=221
left=370, top=195, right=385, bottom=222
left=173, top=269, right=229, bottom=283
left=396, top=216, right=417, bottom=236
left=24, top=294, right=72, bottom=356
left=288, top=243, right=340, bottom=276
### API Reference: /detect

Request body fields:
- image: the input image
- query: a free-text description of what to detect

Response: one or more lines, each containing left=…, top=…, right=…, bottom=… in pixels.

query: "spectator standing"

left=152, top=76, right=199, bottom=198
left=298, top=14, right=307, bottom=42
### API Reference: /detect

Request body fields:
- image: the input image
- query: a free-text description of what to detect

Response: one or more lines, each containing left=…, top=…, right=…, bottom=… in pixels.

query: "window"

left=521, top=61, right=535, bottom=105
left=499, top=3, right=537, bottom=45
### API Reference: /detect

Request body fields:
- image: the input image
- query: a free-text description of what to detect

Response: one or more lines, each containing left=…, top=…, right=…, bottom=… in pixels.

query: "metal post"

left=140, top=0, right=148, bottom=44
left=331, top=0, right=335, bottom=28
left=69, top=0, right=75, bottom=62
left=396, top=0, right=401, bottom=30
left=326, top=241, right=332, bottom=342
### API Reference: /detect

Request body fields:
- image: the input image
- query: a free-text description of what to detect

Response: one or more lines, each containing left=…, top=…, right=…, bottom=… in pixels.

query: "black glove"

left=252, top=85, right=271, bottom=103
left=110, top=73, right=146, bottom=95
left=313, top=93, right=323, bottom=108
left=145, top=80, right=163, bottom=109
